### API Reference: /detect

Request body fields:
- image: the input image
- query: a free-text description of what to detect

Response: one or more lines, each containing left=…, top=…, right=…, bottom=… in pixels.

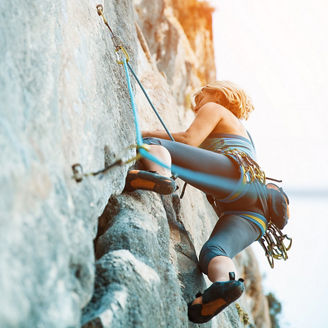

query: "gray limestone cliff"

left=0, top=1, right=270, bottom=327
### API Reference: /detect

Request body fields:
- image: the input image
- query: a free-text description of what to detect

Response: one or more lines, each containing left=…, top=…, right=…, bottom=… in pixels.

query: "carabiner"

left=115, top=45, right=130, bottom=65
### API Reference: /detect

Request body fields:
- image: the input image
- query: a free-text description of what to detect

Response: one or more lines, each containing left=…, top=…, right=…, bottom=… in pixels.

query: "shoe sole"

left=125, top=170, right=176, bottom=195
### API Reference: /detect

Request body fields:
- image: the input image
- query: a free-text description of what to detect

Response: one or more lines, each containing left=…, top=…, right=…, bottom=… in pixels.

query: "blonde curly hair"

left=190, top=80, right=254, bottom=120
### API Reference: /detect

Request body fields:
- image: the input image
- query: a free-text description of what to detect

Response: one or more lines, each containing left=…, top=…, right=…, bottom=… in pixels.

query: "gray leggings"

left=198, top=214, right=259, bottom=274
left=143, top=138, right=263, bottom=274
left=143, top=137, right=240, bottom=198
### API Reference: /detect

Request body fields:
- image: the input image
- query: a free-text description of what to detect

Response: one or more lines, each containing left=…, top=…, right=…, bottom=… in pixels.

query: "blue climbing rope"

left=138, top=146, right=249, bottom=196
left=122, top=58, right=143, bottom=146
left=127, top=61, right=175, bottom=141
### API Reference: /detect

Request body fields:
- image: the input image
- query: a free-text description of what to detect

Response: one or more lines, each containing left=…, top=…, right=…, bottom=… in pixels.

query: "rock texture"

left=0, top=0, right=270, bottom=327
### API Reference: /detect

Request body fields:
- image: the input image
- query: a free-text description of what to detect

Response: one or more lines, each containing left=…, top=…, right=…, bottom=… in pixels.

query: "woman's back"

left=208, top=105, right=250, bottom=140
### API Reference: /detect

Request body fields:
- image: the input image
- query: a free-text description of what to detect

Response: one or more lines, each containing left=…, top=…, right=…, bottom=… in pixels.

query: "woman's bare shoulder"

left=196, top=102, right=226, bottom=115
left=207, top=104, right=248, bottom=137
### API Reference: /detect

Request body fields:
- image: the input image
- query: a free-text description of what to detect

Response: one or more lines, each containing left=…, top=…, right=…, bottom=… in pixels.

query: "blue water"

left=252, top=193, right=328, bottom=327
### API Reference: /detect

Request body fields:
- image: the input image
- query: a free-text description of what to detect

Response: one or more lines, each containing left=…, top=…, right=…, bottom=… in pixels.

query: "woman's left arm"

left=142, top=102, right=224, bottom=147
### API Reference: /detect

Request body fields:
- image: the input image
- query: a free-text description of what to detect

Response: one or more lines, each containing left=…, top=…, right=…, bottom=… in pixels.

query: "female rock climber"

left=124, top=80, right=271, bottom=323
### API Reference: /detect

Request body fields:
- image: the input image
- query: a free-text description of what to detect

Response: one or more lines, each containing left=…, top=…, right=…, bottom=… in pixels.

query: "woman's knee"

left=199, top=242, right=228, bottom=274
left=149, top=145, right=171, bottom=162
left=140, top=145, right=171, bottom=176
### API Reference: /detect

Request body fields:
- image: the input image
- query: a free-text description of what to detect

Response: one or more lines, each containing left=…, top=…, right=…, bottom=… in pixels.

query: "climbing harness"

left=214, top=148, right=266, bottom=204
left=206, top=177, right=292, bottom=269
left=213, top=141, right=292, bottom=268
left=223, top=149, right=266, bottom=184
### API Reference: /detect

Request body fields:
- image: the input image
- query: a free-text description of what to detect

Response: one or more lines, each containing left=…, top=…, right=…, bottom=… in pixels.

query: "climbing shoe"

left=124, top=170, right=176, bottom=195
left=188, top=272, right=245, bottom=323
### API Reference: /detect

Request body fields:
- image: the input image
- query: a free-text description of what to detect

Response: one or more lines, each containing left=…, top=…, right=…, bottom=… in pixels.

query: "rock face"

left=0, top=0, right=270, bottom=327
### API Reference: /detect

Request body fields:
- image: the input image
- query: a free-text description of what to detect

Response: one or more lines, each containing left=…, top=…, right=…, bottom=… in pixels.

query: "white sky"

left=211, top=0, right=328, bottom=190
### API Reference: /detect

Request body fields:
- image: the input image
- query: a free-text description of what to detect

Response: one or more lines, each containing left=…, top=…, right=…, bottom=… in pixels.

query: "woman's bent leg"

left=199, top=214, right=259, bottom=277
left=143, top=137, right=240, bottom=198
left=188, top=214, right=259, bottom=323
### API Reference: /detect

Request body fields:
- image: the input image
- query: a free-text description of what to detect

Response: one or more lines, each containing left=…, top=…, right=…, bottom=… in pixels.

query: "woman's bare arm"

left=142, top=102, right=224, bottom=147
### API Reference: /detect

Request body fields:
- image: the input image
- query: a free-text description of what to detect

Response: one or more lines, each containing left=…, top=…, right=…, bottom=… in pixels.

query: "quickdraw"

left=96, top=4, right=130, bottom=65
left=259, top=222, right=292, bottom=268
